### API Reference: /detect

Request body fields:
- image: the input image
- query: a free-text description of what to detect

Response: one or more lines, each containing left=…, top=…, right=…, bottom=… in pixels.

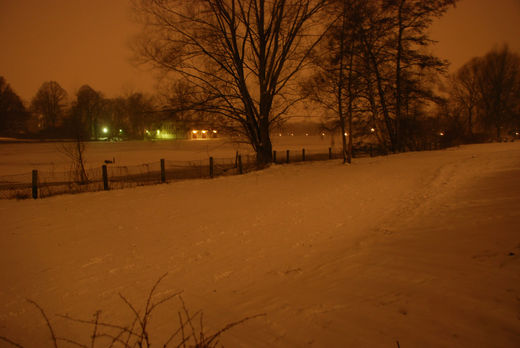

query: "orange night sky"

left=1, top=0, right=519, bottom=102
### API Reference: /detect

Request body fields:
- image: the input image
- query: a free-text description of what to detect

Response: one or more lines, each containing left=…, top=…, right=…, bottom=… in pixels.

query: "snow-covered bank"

left=0, top=143, right=519, bottom=347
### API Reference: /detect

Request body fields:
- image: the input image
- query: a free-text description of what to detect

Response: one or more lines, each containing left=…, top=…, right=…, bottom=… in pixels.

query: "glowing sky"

left=1, top=0, right=519, bottom=102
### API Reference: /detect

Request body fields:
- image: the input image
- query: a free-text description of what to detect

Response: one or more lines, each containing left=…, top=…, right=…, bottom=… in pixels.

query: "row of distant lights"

left=101, top=127, right=124, bottom=134
left=278, top=128, right=376, bottom=137
left=103, top=128, right=520, bottom=138
left=102, top=128, right=220, bottom=136
left=192, top=130, right=218, bottom=134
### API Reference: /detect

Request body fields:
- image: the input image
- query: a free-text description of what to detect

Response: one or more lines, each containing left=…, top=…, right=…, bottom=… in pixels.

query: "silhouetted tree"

left=475, top=45, right=520, bottom=138
left=350, top=0, right=456, bottom=152
left=0, top=76, right=30, bottom=135
left=104, top=97, right=129, bottom=138
left=134, top=0, right=328, bottom=166
left=447, top=45, right=520, bottom=140
left=75, top=85, right=104, bottom=139
left=31, top=81, right=68, bottom=130
left=449, top=57, right=480, bottom=139
left=304, top=0, right=365, bottom=163
left=303, top=0, right=456, bottom=152
left=126, top=92, right=155, bottom=139
left=384, top=0, right=457, bottom=150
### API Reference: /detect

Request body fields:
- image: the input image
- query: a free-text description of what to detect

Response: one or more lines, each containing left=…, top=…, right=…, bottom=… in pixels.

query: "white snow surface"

left=0, top=141, right=519, bottom=347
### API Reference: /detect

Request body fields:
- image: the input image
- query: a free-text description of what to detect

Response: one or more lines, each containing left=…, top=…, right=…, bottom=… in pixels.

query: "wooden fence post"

left=302, top=148, right=306, bottom=161
left=273, top=150, right=277, bottom=163
left=102, top=165, right=109, bottom=190
left=328, top=147, right=332, bottom=159
left=209, top=157, right=214, bottom=178
left=160, top=158, right=166, bottom=183
left=32, top=170, right=38, bottom=199
left=238, top=155, right=243, bottom=174
left=286, top=150, right=290, bottom=164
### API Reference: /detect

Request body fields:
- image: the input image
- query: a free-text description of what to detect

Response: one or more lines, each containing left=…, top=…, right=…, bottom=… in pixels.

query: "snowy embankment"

left=0, top=142, right=519, bottom=347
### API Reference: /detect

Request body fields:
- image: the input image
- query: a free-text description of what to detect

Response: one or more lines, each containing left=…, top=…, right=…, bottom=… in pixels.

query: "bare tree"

left=449, top=57, right=480, bottom=138
left=446, top=45, right=520, bottom=140
left=303, top=0, right=364, bottom=163
left=385, top=0, right=457, bottom=150
left=476, top=45, right=520, bottom=139
left=134, top=0, right=328, bottom=166
left=31, top=81, right=68, bottom=130
left=126, top=92, right=156, bottom=139
left=61, top=105, right=89, bottom=184
left=75, top=85, right=104, bottom=139
left=354, top=0, right=456, bottom=152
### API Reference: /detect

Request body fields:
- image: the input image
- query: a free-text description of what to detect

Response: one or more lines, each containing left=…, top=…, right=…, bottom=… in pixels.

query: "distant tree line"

left=0, top=78, right=176, bottom=140
left=442, top=44, right=520, bottom=142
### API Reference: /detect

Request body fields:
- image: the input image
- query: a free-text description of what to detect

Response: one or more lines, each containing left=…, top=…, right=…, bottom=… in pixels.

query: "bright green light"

left=102, top=127, right=108, bottom=134
left=156, top=129, right=161, bottom=135
left=119, top=129, right=123, bottom=133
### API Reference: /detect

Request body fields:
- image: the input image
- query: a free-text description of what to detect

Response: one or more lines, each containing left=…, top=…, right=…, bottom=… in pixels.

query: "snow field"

left=0, top=141, right=519, bottom=347
left=0, top=136, right=336, bottom=176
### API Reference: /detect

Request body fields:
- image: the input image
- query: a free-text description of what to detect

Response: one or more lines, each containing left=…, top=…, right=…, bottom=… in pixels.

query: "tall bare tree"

left=386, top=0, right=457, bottom=150
left=126, top=92, right=156, bottom=139
left=447, top=45, right=520, bottom=140
left=476, top=45, right=520, bottom=138
left=353, top=0, right=456, bottom=152
left=31, top=81, right=68, bottom=130
left=449, top=57, right=480, bottom=138
left=75, top=85, right=104, bottom=139
left=303, top=0, right=363, bottom=163
left=134, top=0, right=328, bottom=165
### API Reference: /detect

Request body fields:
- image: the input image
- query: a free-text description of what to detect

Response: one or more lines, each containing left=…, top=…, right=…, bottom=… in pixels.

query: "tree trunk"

left=255, top=117, right=273, bottom=167
left=346, top=36, right=355, bottom=164
left=394, top=0, right=405, bottom=152
left=338, top=0, right=348, bottom=164
left=361, top=31, right=397, bottom=152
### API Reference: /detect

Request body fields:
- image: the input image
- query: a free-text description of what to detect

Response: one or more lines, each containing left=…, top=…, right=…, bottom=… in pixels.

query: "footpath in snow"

left=0, top=142, right=519, bottom=347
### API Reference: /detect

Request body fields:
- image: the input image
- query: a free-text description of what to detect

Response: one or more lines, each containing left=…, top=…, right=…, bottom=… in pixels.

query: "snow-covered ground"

left=0, top=141, right=519, bottom=347
left=0, top=136, right=337, bottom=176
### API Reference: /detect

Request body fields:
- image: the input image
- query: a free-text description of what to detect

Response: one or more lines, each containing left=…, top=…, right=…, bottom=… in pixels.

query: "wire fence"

left=0, top=144, right=402, bottom=200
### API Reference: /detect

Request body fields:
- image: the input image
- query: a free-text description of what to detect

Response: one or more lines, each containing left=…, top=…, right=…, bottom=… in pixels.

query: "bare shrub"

left=58, top=138, right=89, bottom=185
left=0, top=274, right=265, bottom=347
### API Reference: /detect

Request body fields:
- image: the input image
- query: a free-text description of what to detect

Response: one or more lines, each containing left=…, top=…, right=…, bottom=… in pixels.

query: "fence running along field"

left=0, top=144, right=405, bottom=200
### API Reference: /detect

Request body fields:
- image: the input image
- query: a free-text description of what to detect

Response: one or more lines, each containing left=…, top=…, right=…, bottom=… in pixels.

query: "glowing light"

left=192, top=130, right=198, bottom=134
left=344, top=132, right=348, bottom=136
left=290, top=133, right=294, bottom=136
left=370, top=127, right=375, bottom=133
left=119, top=129, right=123, bottom=133
left=305, top=133, right=309, bottom=136
left=516, top=132, right=519, bottom=136
left=202, top=130, right=207, bottom=134
left=213, top=130, right=217, bottom=133
left=102, top=127, right=108, bottom=134
left=279, top=133, right=282, bottom=136
left=321, top=132, right=325, bottom=136
left=439, top=132, right=445, bottom=136
left=145, top=130, right=150, bottom=135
